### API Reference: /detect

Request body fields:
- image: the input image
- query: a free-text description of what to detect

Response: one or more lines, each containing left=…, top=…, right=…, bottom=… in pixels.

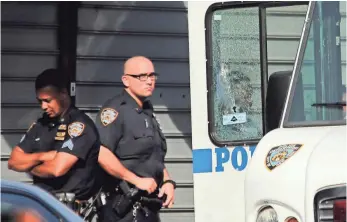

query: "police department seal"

left=100, top=108, right=119, bottom=126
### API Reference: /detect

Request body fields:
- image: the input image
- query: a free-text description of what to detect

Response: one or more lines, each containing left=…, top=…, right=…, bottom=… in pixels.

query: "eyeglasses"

left=125, top=72, right=159, bottom=82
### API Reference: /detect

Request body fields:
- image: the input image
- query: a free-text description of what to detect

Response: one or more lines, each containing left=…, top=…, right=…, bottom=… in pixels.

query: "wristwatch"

left=162, top=179, right=177, bottom=189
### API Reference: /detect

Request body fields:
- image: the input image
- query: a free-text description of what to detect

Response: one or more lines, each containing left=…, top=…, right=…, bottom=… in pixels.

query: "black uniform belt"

left=139, top=195, right=164, bottom=208
left=54, top=192, right=88, bottom=211
left=108, top=181, right=166, bottom=217
left=54, top=190, right=102, bottom=219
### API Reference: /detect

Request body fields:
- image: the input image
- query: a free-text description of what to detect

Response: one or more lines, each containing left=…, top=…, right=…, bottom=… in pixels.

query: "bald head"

left=123, top=56, right=154, bottom=75
left=121, top=56, right=156, bottom=100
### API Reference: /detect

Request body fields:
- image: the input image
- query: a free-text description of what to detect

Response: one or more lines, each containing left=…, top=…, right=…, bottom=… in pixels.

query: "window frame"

left=205, top=1, right=309, bottom=147
left=281, top=1, right=347, bottom=128
left=1, top=188, right=64, bottom=222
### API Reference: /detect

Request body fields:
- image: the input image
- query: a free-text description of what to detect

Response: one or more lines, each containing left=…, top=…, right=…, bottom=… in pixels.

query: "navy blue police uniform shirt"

left=95, top=90, right=167, bottom=191
left=17, top=106, right=101, bottom=200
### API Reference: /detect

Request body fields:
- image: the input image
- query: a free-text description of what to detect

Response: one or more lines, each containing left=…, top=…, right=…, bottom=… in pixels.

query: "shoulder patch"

left=100, top=108, right=119, bottom=126
left=68, top=122, right=85, bottom=138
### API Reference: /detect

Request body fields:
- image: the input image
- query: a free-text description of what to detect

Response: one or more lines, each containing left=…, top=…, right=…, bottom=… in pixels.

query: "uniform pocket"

left=116, top=128, right=154, bottom=160
left=133, top=128, right=154, bottom=139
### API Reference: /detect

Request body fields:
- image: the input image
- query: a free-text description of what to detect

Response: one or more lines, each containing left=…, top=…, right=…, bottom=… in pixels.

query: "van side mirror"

left=265, top=71, right=292, bottom=133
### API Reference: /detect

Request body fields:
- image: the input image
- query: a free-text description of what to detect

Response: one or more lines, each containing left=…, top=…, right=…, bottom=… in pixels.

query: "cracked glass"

left=209, top=7, right=263, bottom=143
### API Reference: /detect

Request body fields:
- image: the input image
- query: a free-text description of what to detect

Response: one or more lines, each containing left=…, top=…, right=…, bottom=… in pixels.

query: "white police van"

left=188, top=1, right=346, bottom=222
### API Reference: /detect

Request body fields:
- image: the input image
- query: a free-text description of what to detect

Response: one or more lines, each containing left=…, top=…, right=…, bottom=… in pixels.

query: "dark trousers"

left=98, top=196, right=161, bottom=222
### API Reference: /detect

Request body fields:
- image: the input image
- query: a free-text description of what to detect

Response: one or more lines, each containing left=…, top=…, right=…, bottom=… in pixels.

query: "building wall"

left=1, top=2, right=193, bottom=221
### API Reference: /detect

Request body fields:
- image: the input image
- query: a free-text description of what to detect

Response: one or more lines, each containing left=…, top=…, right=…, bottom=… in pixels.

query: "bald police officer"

left=96, top=56, right=176, bottom=222
left=8, top=69, right=102, bottom=215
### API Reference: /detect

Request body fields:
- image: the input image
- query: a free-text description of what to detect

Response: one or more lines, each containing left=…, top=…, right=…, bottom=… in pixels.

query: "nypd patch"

left=68, top=122, right=85, bottom=138
left=265, top=144, right=303, bottom=171
left=100, top=108, right=118, bottom=126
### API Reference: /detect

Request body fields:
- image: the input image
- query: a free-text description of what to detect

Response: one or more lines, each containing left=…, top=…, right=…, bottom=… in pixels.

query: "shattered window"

left=209, top=7, right=263, bottom=143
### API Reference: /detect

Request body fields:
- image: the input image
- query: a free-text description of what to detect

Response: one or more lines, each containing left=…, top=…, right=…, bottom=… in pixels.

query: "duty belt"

left=54, top=189, right=103, bottom=220
left=109, top=181, right=166, bottom=219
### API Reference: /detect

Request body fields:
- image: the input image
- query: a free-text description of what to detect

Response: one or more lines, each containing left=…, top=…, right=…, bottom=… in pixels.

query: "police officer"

left=96, top=56, right=176, bottom=222
left=8, top=68, right=102, bottom=213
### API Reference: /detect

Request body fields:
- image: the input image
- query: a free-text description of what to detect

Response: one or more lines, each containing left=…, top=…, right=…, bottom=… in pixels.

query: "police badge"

left=100, top=108, right=118, bottom=126
left=68, top=122, right=85, bottom=138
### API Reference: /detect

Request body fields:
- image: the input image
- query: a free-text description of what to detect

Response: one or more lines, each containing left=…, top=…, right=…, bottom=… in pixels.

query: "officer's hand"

left=39, top=151, right=57, bottom=161
left=158, top=183, right=175, bottom=208
left=135, top=177, right=157, bottom=194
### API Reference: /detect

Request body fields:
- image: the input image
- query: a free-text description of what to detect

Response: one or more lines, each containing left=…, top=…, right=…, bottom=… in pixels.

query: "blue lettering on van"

left=193, top=145, right=257, bottom=174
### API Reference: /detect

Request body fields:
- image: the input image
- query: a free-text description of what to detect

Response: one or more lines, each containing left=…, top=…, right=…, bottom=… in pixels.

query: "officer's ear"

left=122, top=75, right=130, bottom=87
